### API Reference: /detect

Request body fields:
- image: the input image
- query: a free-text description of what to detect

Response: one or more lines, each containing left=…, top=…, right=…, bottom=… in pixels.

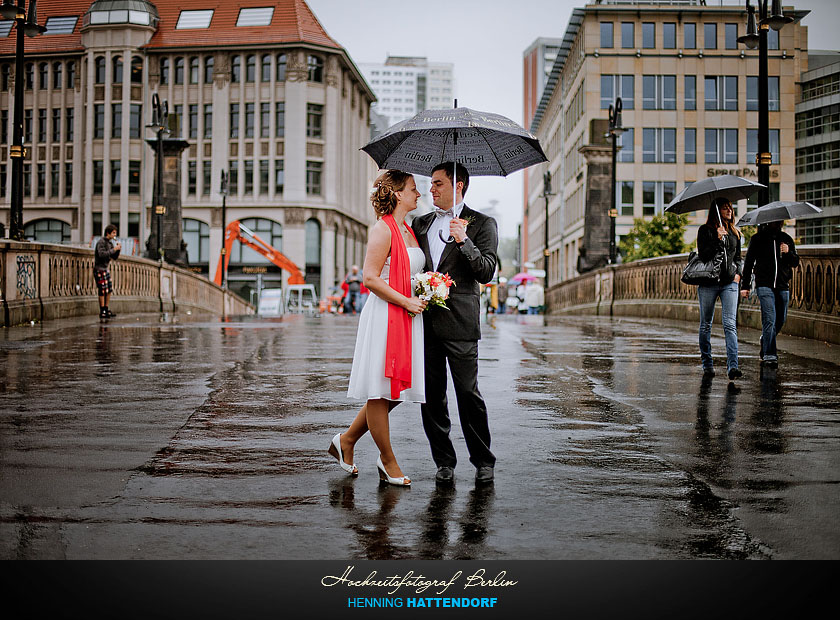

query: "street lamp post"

left=219, top=170, right=228, bottom=289
left=146, top=93, right=168, bottom=260
left=738, top=0, right=793, bottom=208
left=2, top=0, right=45, bottom=241
left=607, top=97, right=625, bottom=264
left=542, top=170, right=553, bottom=287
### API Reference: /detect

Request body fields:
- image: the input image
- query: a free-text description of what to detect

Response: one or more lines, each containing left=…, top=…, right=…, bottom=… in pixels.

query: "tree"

left=619, top=212, right=690, bottom=262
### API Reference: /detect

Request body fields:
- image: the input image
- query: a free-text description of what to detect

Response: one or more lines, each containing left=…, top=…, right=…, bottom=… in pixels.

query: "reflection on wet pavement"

left=0, top=312, right=837, bottom=559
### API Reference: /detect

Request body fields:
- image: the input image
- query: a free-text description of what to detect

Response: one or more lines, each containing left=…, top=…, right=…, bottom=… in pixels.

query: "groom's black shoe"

left=435, top=466, right=455, bottom=483
left=475, top=466, right=495, bottom=484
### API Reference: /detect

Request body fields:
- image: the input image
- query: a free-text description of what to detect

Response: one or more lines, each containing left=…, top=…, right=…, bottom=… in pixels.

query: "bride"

left=328, top=170, right=428, bottom=486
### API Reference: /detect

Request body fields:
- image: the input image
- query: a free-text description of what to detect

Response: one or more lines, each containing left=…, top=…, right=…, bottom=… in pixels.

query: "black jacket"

left=740, top=227, right=799, bottom=291
left=94, top=237, right=120, bottom=270
left=412, top=204, right=498, bottom=341
left=697, top=224, right=742, bottom=285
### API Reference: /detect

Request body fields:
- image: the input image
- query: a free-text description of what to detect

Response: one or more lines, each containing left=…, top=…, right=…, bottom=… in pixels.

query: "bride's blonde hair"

left=371, top=170, right=412, bottom=217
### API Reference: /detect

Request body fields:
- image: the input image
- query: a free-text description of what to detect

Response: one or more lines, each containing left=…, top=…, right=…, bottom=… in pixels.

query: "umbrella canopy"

left=665, top=175, right=765, bottom=215
left=510, top=272, right=538, bottom=284
left=361, top=106, right=548, bottom=178
left=736, top=201, right=822, bottom=227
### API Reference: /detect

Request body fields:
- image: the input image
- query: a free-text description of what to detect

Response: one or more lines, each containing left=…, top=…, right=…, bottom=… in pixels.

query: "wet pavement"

left=1, top=311, right=838, bottom=560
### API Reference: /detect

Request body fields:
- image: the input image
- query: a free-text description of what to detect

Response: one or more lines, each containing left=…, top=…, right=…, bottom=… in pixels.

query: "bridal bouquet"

left=409, top=271, right=454, bottom=317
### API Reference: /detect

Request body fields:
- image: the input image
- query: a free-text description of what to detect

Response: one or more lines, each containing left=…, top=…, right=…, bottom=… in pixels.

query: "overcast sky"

left=308, top=0, right=840, bottom=238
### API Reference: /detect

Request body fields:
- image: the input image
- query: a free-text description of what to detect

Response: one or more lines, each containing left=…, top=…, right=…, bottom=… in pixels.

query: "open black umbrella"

left=665, top=175, right=765, bottom=223
left=736, top=201, right=822, bottom=227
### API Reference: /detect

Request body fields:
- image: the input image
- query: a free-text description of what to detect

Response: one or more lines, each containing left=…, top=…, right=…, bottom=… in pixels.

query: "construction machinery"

left=214, top=220, right=305, bottom=287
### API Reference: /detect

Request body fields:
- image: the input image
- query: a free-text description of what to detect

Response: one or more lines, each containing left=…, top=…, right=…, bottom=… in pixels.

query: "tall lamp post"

left=219, top=169, right=228, bottom=289
left=542, top=170, right=553, bottom=287
left=607, top=97, right=625, bottom=264
left=738, top=0, right=793, bottom=208
left=2, top=0, right=45, bottom=241
left=146, top=93, right=168, bottom=260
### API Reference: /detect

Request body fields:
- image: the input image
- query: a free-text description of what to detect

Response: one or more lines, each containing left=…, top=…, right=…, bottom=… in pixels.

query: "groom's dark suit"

left=412, top=205, right=498, bottom=470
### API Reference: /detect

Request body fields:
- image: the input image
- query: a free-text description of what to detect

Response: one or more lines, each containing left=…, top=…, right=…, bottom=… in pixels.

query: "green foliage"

left=739, top=225, right=757, bottom=247
left=619, top=212, right=691, bottom=262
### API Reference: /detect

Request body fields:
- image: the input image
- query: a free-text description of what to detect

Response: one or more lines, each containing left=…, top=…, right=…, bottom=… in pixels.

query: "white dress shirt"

left=429, top=202, right=464, bottom=271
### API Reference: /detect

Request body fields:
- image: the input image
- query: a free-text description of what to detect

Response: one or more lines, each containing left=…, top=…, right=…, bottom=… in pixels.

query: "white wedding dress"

left=347, top=247, right=426, bottom=403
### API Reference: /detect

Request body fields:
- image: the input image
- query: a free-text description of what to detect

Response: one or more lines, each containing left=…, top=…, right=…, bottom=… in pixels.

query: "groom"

left=412, top=162, right=499, bottom=484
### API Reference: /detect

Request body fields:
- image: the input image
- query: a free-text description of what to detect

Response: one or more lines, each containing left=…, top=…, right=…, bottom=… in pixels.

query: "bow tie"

left=434, top=208, right=455, bottom=219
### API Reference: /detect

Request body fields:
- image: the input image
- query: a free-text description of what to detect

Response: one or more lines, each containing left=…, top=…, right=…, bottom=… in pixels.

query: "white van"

left=285, top=284, right=318, bottom=314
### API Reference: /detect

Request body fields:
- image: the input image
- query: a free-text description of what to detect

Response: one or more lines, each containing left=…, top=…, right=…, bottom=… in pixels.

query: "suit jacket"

left=412, top=204, right=498, bottom=341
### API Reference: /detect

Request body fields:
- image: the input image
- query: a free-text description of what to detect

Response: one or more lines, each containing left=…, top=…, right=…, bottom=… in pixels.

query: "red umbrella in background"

left=510, top=272, right=538, bottom=284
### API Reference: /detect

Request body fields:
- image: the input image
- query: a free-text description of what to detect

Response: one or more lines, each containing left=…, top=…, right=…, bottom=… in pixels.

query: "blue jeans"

left=756, top=287, right=789, bottom=362
left=698, top=281, right=740, bottom=371
left=527, top=306, right=540, bottom=314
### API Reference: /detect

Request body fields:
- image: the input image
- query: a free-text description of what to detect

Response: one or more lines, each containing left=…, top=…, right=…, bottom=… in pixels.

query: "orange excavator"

left=214, top=220, right=306, bottom=287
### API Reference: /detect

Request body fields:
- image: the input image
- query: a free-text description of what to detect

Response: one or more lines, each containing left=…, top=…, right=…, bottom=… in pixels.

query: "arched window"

left=24, top=218, right=71, bottom=244
left=112, top=56, right=123, bottom=84
left=174, top=57, right=184, bottom=84
left=276, top=53, right=286, bottom=81
left=38, top=62, right=48, bottom=89
left=159, top=57, right=169, bottom=84
left=245, top=54, right=256, bottom=82
left=24, top=62, right=34, bottom=89
left=261, top=55, right=271, bottom=82
left=189, top=57, right=199, bottom=84
left=53, top=62, right=63, bottom=89
left=130, top=56, right=143, bottom=84
left=305, top=218, right=322, bottom=296
left=94, top=56, right=106, bottom=84
left=1, top=64, right=10, bottom=91
left=182, top=218, right=210, bottom=264
left=66, top=61, right=76, bottom=88
left=307, top=55, right=323, bottom=83
left=204, top=56, right=214, bottom=84
left=231, top=55, right=240, bottom=83
left=230, top=218, right=283, bottom=265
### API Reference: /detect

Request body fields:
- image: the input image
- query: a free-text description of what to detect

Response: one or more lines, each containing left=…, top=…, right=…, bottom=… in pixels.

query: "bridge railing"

left=1, top=240, right=252, bottom=327
left=546, top=247, right=840, bottom=344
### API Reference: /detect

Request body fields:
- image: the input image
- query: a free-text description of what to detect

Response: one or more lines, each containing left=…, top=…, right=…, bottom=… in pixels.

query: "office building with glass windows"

left=0, top=0, right=376, bottom=301
left=526, top=0, right=807, bottom=283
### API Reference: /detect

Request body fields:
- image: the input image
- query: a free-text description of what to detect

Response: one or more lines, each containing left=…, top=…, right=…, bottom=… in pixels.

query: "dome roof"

left=84, top=0, right=159, bottom=27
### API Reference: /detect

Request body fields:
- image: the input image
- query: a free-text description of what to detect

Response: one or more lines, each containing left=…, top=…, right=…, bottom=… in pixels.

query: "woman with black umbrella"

left=696, top=198, right=743, bottom=380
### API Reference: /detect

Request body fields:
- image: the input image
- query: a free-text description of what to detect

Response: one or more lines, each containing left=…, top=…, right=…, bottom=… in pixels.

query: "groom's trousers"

left=420, top=336, right=495, bottom=469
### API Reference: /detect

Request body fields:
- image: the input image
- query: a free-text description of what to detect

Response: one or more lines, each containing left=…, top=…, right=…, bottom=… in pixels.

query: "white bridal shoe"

left=377, top=456, right=411, bottom=486
left=328, top=433, right=358, bottom=476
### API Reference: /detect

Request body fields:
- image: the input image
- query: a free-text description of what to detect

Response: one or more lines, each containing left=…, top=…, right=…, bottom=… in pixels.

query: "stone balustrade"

left=1, top=240, right=253, bottom=327
left=546, top=247, right=840, bottom=344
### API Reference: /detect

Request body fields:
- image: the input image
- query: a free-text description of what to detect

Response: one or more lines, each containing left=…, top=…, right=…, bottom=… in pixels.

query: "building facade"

left=795, top=50, right=840, bottom=245
left=0, top=0, right=377, bottom=301
left=526, top=0, right=807, bottom=284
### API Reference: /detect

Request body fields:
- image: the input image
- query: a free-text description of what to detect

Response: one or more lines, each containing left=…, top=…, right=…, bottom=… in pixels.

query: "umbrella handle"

left=439, top=229, right=455, bottom=244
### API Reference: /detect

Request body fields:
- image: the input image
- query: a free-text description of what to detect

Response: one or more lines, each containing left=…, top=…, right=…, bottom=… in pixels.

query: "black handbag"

left=681, top=250, right=723, bottom=286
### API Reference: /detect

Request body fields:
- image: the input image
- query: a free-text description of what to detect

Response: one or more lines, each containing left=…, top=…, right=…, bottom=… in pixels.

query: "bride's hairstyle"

left=371, top=170, right=412, bottom=217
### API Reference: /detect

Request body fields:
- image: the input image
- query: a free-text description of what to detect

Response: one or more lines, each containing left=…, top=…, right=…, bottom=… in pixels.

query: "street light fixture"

left=2, top=0, right=45, bottom=241
left=542, top=170, right=553, bottom=287
left=607, top=97, right=625, bottom=264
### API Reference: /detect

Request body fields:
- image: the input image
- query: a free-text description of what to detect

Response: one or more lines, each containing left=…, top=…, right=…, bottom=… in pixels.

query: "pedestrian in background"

left=525, top=279, right=544, bottom=314
left=740, top=221, right=800, bottom=369
left=696, top=198, right=742, bottom=379
left=344, top=265, right=363, bottom=314
left=497, top=277, right=508, bottom=314
left=94, top=224, right=121, bottom=319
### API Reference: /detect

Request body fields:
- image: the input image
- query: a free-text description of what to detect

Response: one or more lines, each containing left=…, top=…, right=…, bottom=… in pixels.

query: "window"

left=601, top=22, right=613, bottom=48
left=24, top=109, right=32, bottom=142
left=1, top=64, right=9, bottom=91
left=619, top=181, right=634, bottom=215
left=684, top=23, right=696, bottom=49
left=37, top=163, right=45, bottom=197
left=189, top=57, right=199, bottom=84
left=245, top=55, right=256, bottom=82
left=66, top=108, right=74, bottom=141
left=231, top=55, right=240, bottom=83
left=23, top=219, right=71, bottom=244
left=113, top=56, right=123, bottom=84
left=203, top=104, right=212, bottom=139
left=276, top=102, right=285, bottom=138
left=95, top=56, right=105, bottom=84
left=261, top=55, right=271, bottom=82
left=67, top=61, right=75, bottom=88
left=129, top=104, right=141, bottom=138
left=204, top=56, right=214, bottom=84
left=307, top=161, right=323, bottom=195
left=24, top=62, right=33, bottom=89
left=642, top=75, right=676, bottom=110
left=131, top=56, right=142, bottom=83
left=642, top=23, right=655, bottom=49
left=704, top=23, right=717, bottom=49
left=38, top=63, right=48, bottom=90
left=65, top=163, right=73, bottom=195
left=621, top=22, right=634, bottom=48
left=747, top=76, right=780, bottom=111
left=244, top=160, right=254, bottom=194
left=183, top=219, right=210, bottom=264
left=685, top=75, right=696, bottom=110
left=663, top=23, right=676, bottom=49
left=308, top=55, right=323, bottom=82
left=188, top=161, right=197, bottom=195
left=705, top=76, right=737, bottom=110
left=176, top=10, right=214, bottom=29
left=230, top=104, right=239, bottom=138
left=38, top=108, right=47, bottom=142
left=796, top=142, right=840, bottom=174
left=275, top=160, right=284, bottom=194
left=110, top=160, right=121, bottom=194
left=705, top=128, right=738, bottom=163
left=160, top=57, right=169, bottom=84
left=642, top=128, right=676, bottom=163
left=747, top=129, right=780, bottom=164
left=617, top=128, right=633, bottom=162
left=796, top=179, right=839, bottom=207
left=93, top=160, right=104, bottom=194
left=749, top=183, right=780, bottom=207
left=44, top=16, right=78, bottom=35
left=231, top=218, right=283, bottom=264
left=50, top=163, right=59, bottom=198
left=601, top=74, right=634, bottom=109
left=94, top=104, right=105, bottom=138
left=767, top=28, right=779, bottom=50
left=0, top=163, right=6, bottom=198
left=685, top=128, right=697, bottom=163
left=228, top=160, right=238, bottom=194
left=1, top=109, right=7, bottom=143
left=725, top=23, right=738, bottom=49
left=796, top=104, right=840, bottom=138
left=202, top=161, right=212, bottom=196
left=307, top=104, right=323, bottom=138
left=244, top=103, right=255, bottom=138
left=173, top=105, right=183, bottom=136
left=23, top=163, right=31, bottom=196
left=642, top=181, right=676, bottom=216
left=112, top=104, right=122, bottom=138
left=795, top=216, right=840, bottom=245
left=276, top=54, right=286, bottom=81
left=236, top=7, right=274, bottom=27
left=174, top=57, right=184, bottom=84
left=128, top=161, right=140, bottom=194
left=53, top=62, right=63, bottom=89
left=259, top=160, right=269, bottom=195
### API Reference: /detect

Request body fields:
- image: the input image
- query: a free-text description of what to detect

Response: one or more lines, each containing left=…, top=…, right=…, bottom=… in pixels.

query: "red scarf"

left=383, top=214, right=416, bottom=399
